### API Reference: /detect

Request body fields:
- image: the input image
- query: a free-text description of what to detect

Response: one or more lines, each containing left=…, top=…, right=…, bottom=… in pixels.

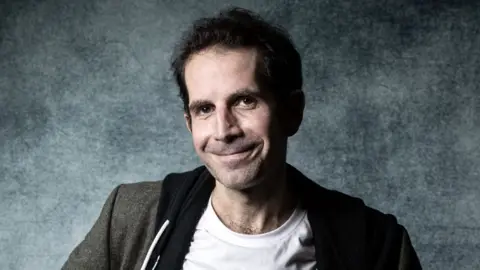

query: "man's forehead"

left=184, top=48, right=260, bottom=102
left=185, top=47, right=257, bottom=75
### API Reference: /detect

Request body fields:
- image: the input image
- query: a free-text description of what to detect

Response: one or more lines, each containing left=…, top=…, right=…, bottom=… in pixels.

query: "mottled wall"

left=1, top=0, right=479, bottom=269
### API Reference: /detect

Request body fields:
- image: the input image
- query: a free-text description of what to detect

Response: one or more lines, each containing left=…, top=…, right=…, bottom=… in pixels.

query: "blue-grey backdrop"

left=1, top=0, right=479, bottom=269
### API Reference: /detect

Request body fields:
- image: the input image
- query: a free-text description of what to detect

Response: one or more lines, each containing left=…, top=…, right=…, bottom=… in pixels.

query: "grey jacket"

left=62, top=181, right=162, bottom=269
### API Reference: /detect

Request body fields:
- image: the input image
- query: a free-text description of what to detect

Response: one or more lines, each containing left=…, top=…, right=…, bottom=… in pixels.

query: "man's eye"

left=241, top=97, right=254, bottom=104
left=199, top=106, right=213, bottom=114
left=238, top=96, right=256, bottom=107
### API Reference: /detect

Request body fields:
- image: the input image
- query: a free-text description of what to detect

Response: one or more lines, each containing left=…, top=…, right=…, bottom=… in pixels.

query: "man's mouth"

left=214, top=144, right=258, bottom=166
left=215, top=144, right=256, bottom=156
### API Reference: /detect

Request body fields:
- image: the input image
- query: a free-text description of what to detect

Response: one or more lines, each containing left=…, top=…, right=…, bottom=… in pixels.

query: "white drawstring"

left=140, top=220, right=170, bottom=270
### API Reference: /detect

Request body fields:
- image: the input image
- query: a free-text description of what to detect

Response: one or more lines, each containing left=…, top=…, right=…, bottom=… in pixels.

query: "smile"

left=217, top=145, right=256, bottom=166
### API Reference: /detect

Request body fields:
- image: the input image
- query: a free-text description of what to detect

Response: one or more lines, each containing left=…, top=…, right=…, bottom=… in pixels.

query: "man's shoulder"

left=292, top=165, right=400, bottom=233
left=309, top=181, right=399, bottom=226
left=299, top=177, right=419, bottom=267
left=116, top=181, right=163, bottom=202
left=113, top=166, right=206, bottom=205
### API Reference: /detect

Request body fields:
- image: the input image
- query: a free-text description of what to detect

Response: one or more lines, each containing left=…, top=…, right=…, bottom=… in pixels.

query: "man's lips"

left=209, top=144, right=257, bottom=156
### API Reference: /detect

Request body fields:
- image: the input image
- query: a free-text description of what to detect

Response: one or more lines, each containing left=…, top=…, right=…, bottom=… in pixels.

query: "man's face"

left=184, top=47, right=288, bottom=190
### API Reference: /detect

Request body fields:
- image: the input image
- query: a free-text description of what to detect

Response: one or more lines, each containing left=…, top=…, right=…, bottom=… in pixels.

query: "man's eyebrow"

left=188, top=99, right=210, bottom=113
left=188, top=87, right=261, bottom=112
left=229, top=88, right=261, bottom=99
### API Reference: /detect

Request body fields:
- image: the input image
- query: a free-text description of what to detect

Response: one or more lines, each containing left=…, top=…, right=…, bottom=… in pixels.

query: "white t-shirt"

left=182, top=196, right=316, bottom=270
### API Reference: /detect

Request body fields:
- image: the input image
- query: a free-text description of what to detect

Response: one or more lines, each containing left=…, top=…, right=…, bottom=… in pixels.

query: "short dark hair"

left=170, top=7, right=303, bottom=116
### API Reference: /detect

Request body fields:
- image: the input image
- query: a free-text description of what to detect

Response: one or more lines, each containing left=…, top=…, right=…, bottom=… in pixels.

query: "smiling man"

left=63, top=7, right=422, bottom=270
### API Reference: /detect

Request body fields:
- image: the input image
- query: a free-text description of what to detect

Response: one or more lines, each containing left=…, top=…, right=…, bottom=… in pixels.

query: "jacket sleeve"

left=367, top=208, right=422, bottom=270
left=397, top=225, right=422, bottom=270
left=61, top=185, right=121, bottom=270
left=372, top=217, right=422, bottom=270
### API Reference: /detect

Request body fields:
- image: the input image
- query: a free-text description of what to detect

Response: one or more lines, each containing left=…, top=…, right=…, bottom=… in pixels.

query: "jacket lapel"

left=155, top=167, right=214, bottom=270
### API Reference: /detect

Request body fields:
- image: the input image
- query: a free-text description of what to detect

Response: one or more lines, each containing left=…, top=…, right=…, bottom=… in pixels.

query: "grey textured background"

left=1, top=0, right=479, bottom=269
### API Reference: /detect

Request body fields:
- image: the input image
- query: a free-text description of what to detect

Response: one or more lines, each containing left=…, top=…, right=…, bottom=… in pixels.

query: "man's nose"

left=213, top=108, right=242, bottom=142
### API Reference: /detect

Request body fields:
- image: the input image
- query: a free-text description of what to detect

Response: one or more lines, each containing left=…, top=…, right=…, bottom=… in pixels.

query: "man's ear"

left=184, top=113, right=192, bottom=133
left=283, top=89, right=305, bottom=137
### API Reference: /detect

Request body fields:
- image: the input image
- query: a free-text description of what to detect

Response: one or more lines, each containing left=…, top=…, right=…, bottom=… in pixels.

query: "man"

left=63, top=7, right=422, bottom=270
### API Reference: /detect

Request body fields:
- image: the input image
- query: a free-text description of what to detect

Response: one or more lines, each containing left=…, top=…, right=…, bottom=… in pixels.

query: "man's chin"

left=221, top=178, right=260, bottom=191
left=207, top=164, right=262, bottom=190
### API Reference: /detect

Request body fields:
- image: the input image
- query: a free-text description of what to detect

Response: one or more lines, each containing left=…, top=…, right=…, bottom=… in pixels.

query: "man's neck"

left=210, top=169, right=297, bottom=235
